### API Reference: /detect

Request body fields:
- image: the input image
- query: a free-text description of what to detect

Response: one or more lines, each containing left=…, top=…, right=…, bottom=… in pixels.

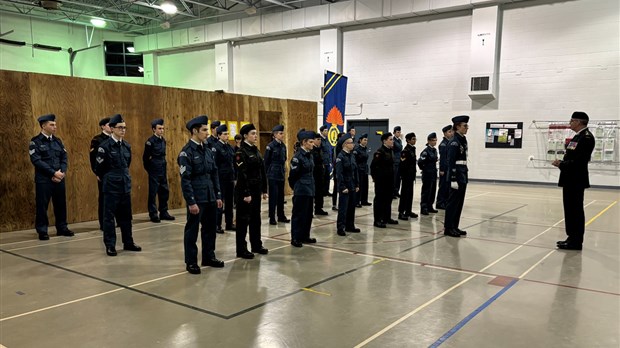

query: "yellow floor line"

left=586, top=200, right=617, bottom=226
left=301, top=288, right=331, bottom=296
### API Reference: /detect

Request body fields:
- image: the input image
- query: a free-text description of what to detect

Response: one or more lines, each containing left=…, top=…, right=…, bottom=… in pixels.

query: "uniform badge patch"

left=146, top=141, right=151, bottom=146
left=180, top=165, right=186, bottom=174
left=336, top=158, right=341, bottom=162
left=29, top=149, right=35, bottom=155
left=96, top=157, right=103, bottom=163
left=291, top=158, right=299, bottom=163
left=30, top=141, right=35, bottom=146
left=98, top=147, right=105, bottom=153
left=179, top=151, right=187, bottom=157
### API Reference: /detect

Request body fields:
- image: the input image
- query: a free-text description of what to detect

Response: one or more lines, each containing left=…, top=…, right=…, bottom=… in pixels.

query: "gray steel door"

left=346, top=119, right=389, bottom=168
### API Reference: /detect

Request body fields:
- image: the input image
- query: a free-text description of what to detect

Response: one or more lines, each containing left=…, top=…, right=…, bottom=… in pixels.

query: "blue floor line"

left=428, top=278, right=519, bottom=348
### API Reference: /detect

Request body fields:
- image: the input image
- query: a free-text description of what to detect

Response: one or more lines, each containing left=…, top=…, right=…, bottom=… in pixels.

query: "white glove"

left=451, top=182, right=459, bottom=190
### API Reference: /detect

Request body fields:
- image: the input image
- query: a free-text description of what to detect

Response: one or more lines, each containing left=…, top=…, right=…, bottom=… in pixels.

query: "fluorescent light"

left=160, top=2, right=177, bottom=14
left=126, top=46, right=135, bottom=53
left=90, top=18, right=107, bottom=28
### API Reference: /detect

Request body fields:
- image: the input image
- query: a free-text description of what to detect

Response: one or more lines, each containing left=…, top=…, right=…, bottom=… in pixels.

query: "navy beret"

left=319, top=125, right=328, bottom=132
left=109, top=114, right=124, bottom=127
left=359, top=133, right=368, bottom=140
left=571, top=111, right=589, bottom=121
left=452, top=115, right=470, bottom=124
left=337, top=133, right=352, bottom=146
left=186, top=115, right=209, bottom=131
left=380, top=132, right=393, bottom=142
left=151, top=118, right=164, bottom=128
left=427, top=132, right=437, bottom=140
left=442, top=125, right=452, bottom=133
left=272, top=124, right=284, bottom=132
left=393, top=126, right=401, bottom=132
left=405, top=132, right=417, bottom=141
left=240, top=123, right=256, bottom=135
left=297, top=130, right=316, bottom=141
left=216, top=124, right=228, bottom=134
left=347, top=125, right=355, bottom=132
left=99, top=117, right=110, bottom=127
left=38, top=114, right=56, bottom=125
left=210, top=120, right=221, bottom=129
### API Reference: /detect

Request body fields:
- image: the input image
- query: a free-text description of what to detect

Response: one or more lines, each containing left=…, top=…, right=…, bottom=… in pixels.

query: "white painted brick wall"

left=158, top=48, right=216, bottom=91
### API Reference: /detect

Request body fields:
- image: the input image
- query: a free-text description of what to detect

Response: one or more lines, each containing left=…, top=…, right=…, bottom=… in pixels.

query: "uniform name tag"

left=567, top=141, right=578, bottom=150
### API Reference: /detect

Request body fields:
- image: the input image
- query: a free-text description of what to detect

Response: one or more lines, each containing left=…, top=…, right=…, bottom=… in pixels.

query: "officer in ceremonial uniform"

left=552, top=111, right=595, bottom=250
left=178, top=115, right=224, bottom=274
left=319, top=125, right=332, bottom=197
left=289, top=130, right=317, bottom=247
left=264, top=124, right=289, bottom=225
left=418, top=132, right=439, bottom=215
left=436, top=125, right=454, bottom=209
left=213, top=124, right=236, bottom=232
left=95, top=114, right=141, bottom=255
left=370, top=132, right=398, bottom=228
left=443, top=115, right=470, bottom=238
left=235, top=123, right=269, bottom=259
left=207, top=120, right=221, bottom=149
left=312, top=132, right=328, bottom=216
left=29, top=114, right=73, bottom=240
left=89, top=117, right=111, bottom=231
left=398, top=133, right=418, bottom=220
left=143, top=118, right=174, bottom=223
left=335, top=134, right=360, bottom=236
left=392, top=126, right=403, bottom=197
left=353, top=133, right=371, bottom=207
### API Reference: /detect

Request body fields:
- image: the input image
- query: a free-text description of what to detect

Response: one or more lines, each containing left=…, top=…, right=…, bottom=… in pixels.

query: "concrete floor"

left=0, top=182, right=618, bottom=348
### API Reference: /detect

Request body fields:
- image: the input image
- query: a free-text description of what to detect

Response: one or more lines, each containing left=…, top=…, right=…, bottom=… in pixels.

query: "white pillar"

left=469, top=5, right=501, bottom=99
left=142, top=53, right=158, bottom=85
left=320, top=28, right=342, bottom=74
left=215, top=41, right=234, bottom=92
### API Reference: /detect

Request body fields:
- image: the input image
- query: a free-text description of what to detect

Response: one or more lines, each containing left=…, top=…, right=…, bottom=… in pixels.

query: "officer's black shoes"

left=332, top=206, right=338, bottom=211
left=557, top=243, right=582, bottom=250
left=291, top=240, right=303, bottom=248
left=398, top=214, right=409, bottom=221
left=444, top=229, right=461, bottom=237
left=278, top=217, right=291, bottom=223
left=557, top=240, right=570, bottom=246
left=160, top=213, right=175, bottom=221
left=409, top=212, right=419, bottom=219
left=362, top=202, right=372, bottom=206
left=421, top=210, right=429, bottom=216
left=303, top=238, right=317, bottom=243
left=38, top=233, right=50, bottom=241
left=345, top=227, right=361, bottom=233
left=237, top=251, right=255, bottom=259
left=252, top=247, right=269, bottom=254
left=186, top=264, right=201, bottom=274
left=216, top=226, right=225, bottom=234
left=202, top=258, right=225, bottom=268
left=457, top=229, right=467, bottom=236
left=429, top=208, right=439, bottom=213
left=150, top=216, right=161, bottom=223
left=355, top=203, right=363, bottom=208
left=437, top=205, right=446, bottom=210
left=337, top=230, right=346, bottom=236
left=387, top=219, right=399, bottom=225
left=57, top=229, right=74, bottom=237
left=123, top=243, right=142, bottom=252
left=269, top=219, right=278, bottom=225
left=373, top=222, right=387, bottom=228
left=225, top=224, right=236, bottom=231
left=106, top=247, right=118, bottom=256
left=315, top=210, right=328, bottom=216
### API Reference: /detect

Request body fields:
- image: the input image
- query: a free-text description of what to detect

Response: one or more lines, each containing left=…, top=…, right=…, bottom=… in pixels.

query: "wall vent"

left=471, top=76, right=490, bottom=91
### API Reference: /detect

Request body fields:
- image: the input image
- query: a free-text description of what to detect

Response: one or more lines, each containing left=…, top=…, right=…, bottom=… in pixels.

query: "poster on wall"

left=228, top=121, right=238, bottom=137
left=485, top=122, right=523, bottom=148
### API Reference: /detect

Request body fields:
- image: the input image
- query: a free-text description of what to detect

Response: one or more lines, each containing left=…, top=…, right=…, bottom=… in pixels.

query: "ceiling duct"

left=39, top=0, right=62, bottom=10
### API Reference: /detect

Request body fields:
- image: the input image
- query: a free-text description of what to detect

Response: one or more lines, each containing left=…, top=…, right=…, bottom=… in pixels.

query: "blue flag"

left=323, top=71, right=348, bottom=147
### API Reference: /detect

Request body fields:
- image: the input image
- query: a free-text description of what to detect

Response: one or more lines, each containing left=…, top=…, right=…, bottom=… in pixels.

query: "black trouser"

left=562, top=186, right=586, bottom=246
left=314, top=172, right=324, bottom=212
left=444, top=183, right=467, bottom=230
left=236, top=190, right=264, bottom=253
left=373, top=183, right=393, bottom=223
left=102, top=192, right=134, bottom=248
left=35, top=181, right=68, bottom=235
left=268, top=179, right=286, bottom=220
left=357, top=171, right=369, bottom=204
left=217, top=178, right=234, bottom=228
left=436, top=174, right=449, bottom=208
left=97, top=180, right=104, bottom=230
left=393, top=163, right=401, bottom=195
left=420, top=176, right=437, bottom=211
left=184, top=202, right=217, bottom=265
left=337, top=189, right=356, bottom=231
left=323, top=166, right=331, bottom=196
left=398, top=176, right=415, bottom=215
left=147, top=174, right=170, bottom=217
left=332, top=177, right=338, bottom=207
left=291, top=195, right=313, bottom=241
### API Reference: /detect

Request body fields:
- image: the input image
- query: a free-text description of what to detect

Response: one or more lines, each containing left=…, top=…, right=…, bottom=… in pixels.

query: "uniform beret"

left=151, top=118, right=164, bottom=128
left=337, top=133, right=352, bottom=146
left=240, top=123, right=256, bottom=135
left=216, top=124, right=228, bottom=134
left=452, top=115, right=470, bottom=124
left=37, top=114, right=56, bottom=125
left=359, top=133, right=368, bottom=140
left=442, top=125, right=452, bottom=133
left=272, top=124, right=284, bottom=132
left=381, top=132, right=393, bottom=142
left=210, top=120, right=221, bottom=129
left=109, top=114, right=124, bottom=127
left=347, top=125, right=355, bottom=132
left=297, top=130, right=316, bottom=141
left=99, top=117, right=111, bottom=127
left=427, top=132, right=437, bottom=140
left=393, top=126, right=401, bottom=132
left=319, top=125, right=328, bottom=132
left=186, top=115, right=209, bottom=131
left=405, top=132, right=417, bottom=141
left=571, top=111, right=589, bottom=121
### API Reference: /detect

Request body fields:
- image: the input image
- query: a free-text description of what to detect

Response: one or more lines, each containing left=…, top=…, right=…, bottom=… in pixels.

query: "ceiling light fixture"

left=90, top=18, right=107, bottom=28
left=160, top=2, right=178, bottom=15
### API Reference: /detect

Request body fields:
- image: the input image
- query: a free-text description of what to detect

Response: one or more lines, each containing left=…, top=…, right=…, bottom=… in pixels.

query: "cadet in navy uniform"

left=353, top=133, right=371, bottom=207
left=89, top=117, right=111, bottom=231
left=552, top=111, right=595, bottom=250
left=178, top=115, right=224, bottom=274
left=289, top=130, right=317, bottom=247
left=392, top=126, right=403, bottom=197
left=370, top=133, right=398, bottom=228
left=207, top=120, right=221, bottom=149
left=312, top=132, right=328, bottom=216
left=235, top=123, right=269, bottom=259
left=418, top=132, right=439, bottom=215
left=319, top=125, right=332, bottom=197
left=95, top=114, right=141, bottom=255
left=443, top=115, right=470, bottom=238
left=233, top=134, right=242, bottom=152
left=143, top=118, right=175, bottom=223
left=29, top=114, right=74, bottom=240
left=398, top=133, right=419, bottom=221
left=436, top=125, right=454, bottom=209
left=213, top=124, right=236, bottom=232
left=264, top=124, right=290, bottom=225
left=335, top=135, right=360, bottom=236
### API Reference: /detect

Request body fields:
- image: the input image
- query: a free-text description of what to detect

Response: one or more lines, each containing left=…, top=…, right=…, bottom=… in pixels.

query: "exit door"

left=346, top=119, right=389, bottom=167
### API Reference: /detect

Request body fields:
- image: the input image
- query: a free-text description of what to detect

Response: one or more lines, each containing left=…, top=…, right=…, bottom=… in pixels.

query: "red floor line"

left=522, top=278, right=620, bottom=296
